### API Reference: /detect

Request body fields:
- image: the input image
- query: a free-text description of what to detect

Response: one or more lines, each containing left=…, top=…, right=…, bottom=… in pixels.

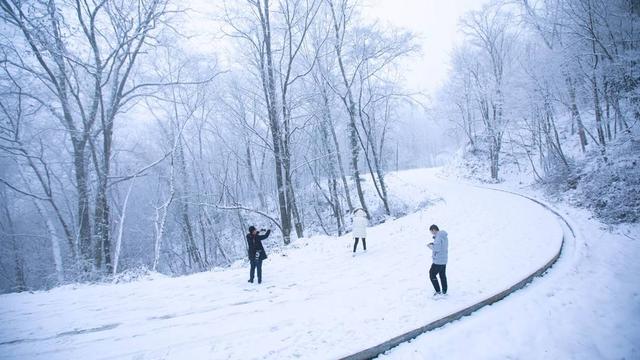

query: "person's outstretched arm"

left=257, top=229, right=271, bottom=240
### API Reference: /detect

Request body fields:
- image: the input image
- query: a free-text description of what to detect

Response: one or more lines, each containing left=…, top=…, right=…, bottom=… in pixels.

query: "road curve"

left=340, top=187, right=574, bottom=360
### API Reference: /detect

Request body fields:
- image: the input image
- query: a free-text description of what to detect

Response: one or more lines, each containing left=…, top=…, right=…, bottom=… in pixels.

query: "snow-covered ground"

left=382, top=176, right=640, bottom=360
left=0, top=168, right=589, bottom=360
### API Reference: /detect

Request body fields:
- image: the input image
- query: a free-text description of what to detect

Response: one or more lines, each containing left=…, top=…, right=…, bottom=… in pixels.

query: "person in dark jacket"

left=427, top=224, right=448, bottom=297
left=246, top=226, right=271, bottom=284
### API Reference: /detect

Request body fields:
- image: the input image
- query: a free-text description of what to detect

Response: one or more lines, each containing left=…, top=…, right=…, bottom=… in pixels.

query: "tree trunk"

left=357, top=103, right=390, bottom=216
left=281, top=116, right=304, bottom=238
left=93, top=182, right=110, bottom=272
left=153, top=183, right=174, bottom=272
left=329, top=1, right=369, bottom=216
left=203, top=206, right=231, bottom=265
left=324, top=89, right=354, bottom=213
left=603, top=78, right=612, bottom=141
left=2, top=196, right=27, bottom=292
left=612, top=92, right=630, bottom=134
left=74, top=146, right=93, bottom=270
left=34, top=199, right=64, bottom=283
left=593, top=72, right=606, bottom=147
left=198, top=210, right=210, bottom=268
left=491, top=86, right=504, bottom=181
left=330, top=177, right=343, bottom=235
left=256, top=0, right=292, bottom=244
left=245, top=143, right=266, bottom=208
left=13, top=164, right=67, bottom=283
left=112, top=177, right=135, bottom=275
left=372, top=152, right=390, bottom=215
left=177, top=137, right=204, bottom=271
left=94, top=107, right=115, bottom=273
left=566, top=75, right=587, bottom=152
left=490, top=139, right=500, bottom=180
left=589, top=33, right=606, bottom=148
left=319, top=111, right=344, bottom=234
left=287, top=171, right=304, bottom=238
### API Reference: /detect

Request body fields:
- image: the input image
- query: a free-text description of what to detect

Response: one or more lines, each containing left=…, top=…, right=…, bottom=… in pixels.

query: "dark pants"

left=429, top=264, right=447, bottom=294
left=249, top=258, right=263, bottom=283
left=353, top=237, right=366, bottom=252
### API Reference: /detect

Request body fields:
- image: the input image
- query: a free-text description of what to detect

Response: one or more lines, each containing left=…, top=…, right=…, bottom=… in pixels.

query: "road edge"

left=339, top=187, right=573, bottom=360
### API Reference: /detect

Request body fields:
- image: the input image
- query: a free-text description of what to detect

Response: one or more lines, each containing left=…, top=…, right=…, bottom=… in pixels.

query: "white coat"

left=352, top=210, right=368, bottom=238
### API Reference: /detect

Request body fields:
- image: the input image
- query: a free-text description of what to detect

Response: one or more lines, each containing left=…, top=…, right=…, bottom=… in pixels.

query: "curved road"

left=0, top=169, right=566, bottom=359
left=341, top=184, right=573, bottom=359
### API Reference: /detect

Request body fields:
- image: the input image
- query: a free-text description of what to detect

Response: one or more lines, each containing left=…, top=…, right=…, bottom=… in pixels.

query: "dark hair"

left=429, top=224, right=439, bottom=231
left=248, top=226, right=256, bottom=233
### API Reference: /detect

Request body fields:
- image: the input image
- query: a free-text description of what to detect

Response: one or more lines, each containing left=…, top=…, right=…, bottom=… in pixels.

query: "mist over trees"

left=0, top=0, right=426, bottom=293
left=437, top=0, right=639, bottom=222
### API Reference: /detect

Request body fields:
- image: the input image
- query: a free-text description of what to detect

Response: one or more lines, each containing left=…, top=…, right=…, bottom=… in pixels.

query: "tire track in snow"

left=0, top=323, right=121, bottom=346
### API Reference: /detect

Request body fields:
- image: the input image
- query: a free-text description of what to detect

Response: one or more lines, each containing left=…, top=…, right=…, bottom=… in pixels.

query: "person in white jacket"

left=352, top=208, right=368, bottom=254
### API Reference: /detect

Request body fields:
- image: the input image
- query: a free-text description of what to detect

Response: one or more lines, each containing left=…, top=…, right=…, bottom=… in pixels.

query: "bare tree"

left=223, top=0, right=321, bottom=244
left=327, top=0, right=370, bottom=215
left=0, top=0, right=171, bottom=274
left=461, top=3, right=516, bottom=180
left=0, top=186, right=26, bottom=291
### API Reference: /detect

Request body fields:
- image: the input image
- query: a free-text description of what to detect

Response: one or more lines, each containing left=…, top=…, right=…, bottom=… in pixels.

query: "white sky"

left=183, top=0, right=490, bottom=99
left=361, top=0, right=490, bottom=97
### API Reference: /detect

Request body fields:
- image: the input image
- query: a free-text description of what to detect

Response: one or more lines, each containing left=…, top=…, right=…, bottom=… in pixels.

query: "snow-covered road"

left=0, top=169, right=563, bottom=359
left=382, top=180, right=640, bottom=360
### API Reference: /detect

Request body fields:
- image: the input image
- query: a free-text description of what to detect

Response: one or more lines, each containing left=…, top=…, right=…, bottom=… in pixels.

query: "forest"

left=0, top=0, right=638, bottom=293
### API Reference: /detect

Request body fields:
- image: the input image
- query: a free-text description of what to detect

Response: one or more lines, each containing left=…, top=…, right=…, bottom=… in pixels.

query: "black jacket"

left=247, top=230, right=270, bottom=261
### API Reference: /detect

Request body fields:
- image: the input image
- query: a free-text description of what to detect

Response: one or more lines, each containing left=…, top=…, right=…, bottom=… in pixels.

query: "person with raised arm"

left=246, top=226, right=271, bottom=284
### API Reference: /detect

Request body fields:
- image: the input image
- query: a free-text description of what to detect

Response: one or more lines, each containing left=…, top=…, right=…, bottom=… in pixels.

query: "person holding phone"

left=427, top=224, right=448, bottom=297
left=246, top=226, right=271, bottom=284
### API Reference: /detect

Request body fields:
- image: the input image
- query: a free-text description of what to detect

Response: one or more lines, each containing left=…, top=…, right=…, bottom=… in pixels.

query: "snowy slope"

left=0, top=168, right=563, bottom=359
left=382, top=180, right=640, bottom=360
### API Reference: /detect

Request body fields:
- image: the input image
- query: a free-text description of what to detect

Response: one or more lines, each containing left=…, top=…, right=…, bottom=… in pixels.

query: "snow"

left=381, top=175, right=640, bottom=359
left=0, top=167, right=602, bottom=360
